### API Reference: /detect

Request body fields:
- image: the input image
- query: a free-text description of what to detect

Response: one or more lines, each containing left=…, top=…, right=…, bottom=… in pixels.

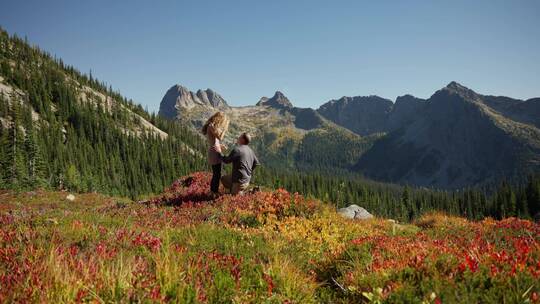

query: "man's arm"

left=252, top=153, right=260, bottom=170
left=221, top=147, right=239, bottom=164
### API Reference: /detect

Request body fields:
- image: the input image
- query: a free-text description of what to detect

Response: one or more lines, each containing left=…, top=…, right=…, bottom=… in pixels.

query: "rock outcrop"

left=158, top=85, right=228, bottom=119
left=256, top=91, right=293, bottom=109
left=338, top=204, right=374, bottom=220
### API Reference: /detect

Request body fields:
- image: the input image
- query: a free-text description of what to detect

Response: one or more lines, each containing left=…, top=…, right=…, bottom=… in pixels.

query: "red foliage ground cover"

left=1, top=172, right=539, bottom=303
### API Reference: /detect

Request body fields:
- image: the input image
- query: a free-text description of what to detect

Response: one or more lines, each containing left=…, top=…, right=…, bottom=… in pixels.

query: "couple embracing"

left=202, top=112, right=259, bottom=196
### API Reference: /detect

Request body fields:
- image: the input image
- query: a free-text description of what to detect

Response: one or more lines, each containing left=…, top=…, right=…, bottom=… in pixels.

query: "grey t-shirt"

left=221, top=145, right=260, bottom=184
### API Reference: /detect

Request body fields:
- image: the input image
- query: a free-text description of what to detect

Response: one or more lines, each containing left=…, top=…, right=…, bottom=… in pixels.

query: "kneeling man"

left=219, top=132, right=259, bottom=195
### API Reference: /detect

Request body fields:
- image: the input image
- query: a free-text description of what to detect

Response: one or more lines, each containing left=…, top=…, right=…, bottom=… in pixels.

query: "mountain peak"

left=168, top=84, right=191, bottom=96
left=273, top=90, right=286, bottom=98
left=256, top=91, right=293, bottom=108
left=395, top=94, right=425, bottom=105
left=436, top=81, right=481, bottom=103
left=196, top=88, right=228, bottom=108
left=158, top=84, right=228, bottom=119
left=446, top=81, right=462, bottom=88
left=173, top=84, right=188, bottom=90
left=322, top=95, right=393, bottom=109
left=444, top=81, right=475, bottom=95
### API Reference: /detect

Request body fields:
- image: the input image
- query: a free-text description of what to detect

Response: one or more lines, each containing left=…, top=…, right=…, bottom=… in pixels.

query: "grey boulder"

left=338, top=204, right=373, bottom=220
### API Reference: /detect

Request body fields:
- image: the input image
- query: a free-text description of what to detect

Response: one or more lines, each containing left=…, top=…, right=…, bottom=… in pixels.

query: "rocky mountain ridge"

left=256, top=91, right=293, bottom=109
left=355, top=82, right=540, bottom=188
left=158, top=84, right=374, bottom=171
left=159, top=82, right=540, bottom=189
left=159, top=85, right=228, bottom=119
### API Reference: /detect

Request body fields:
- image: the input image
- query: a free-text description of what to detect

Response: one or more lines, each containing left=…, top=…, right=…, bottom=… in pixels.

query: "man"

left=218, top=132, right=259, bottom=195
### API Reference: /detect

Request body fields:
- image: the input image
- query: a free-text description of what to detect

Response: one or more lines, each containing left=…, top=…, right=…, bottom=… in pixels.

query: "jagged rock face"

left=158, top=85, right=228, bottom=119
left=317, top=96, right=393, bottom=136
left=252, top=91, right=330, bottom=130
left=355, top=82, right=540, bottom=189
left=387, top=95, right=425, bottom=131
left=256, top=91, right=293, bottom=109
left=196, top=89, right=228, bottom=108
left=317, top=82, right=540, bottom=137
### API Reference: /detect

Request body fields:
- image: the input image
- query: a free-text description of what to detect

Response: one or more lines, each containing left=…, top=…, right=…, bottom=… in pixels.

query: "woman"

left=201, top=112, right=229, bottom=196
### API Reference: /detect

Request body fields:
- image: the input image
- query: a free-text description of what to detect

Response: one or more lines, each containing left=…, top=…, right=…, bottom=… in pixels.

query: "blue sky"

left=1, top=0, right=539, bottom=111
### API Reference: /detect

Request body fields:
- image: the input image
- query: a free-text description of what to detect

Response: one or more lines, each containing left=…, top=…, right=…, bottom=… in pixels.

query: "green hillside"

left=0, top=28, right=206, bottom=198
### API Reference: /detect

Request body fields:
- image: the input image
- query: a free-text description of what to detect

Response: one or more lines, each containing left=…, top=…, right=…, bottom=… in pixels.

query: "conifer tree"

left=401, top=186, right=411, bottom=221
left=4, top=100, right=27, bottom=189
left=526, top=174, right=540, bottom=217
left=65, top=164, right=81, bottom=192
left=0, top=123, right=7, bottom=187
left=23, top=121, right=46, bottom=188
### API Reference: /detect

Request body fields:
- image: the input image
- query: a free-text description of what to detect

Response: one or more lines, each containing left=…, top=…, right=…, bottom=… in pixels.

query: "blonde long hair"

left=202, top=112, right=229, bottom=140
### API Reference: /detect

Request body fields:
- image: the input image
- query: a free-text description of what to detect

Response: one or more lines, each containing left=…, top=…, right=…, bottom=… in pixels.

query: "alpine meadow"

left=1, top=1, right=540, bottom=303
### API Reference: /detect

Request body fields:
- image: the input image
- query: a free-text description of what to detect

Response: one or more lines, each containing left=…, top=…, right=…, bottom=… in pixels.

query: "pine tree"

left=65, top=164, right=80, bottom=192
left=23, top=122, right=46, bottom=188
left=0, top=123, right=7, bottom=187
left=3, top=99, right=27, bottom=189
left=516, top=189, right=529, bottom=218
left=401, top=186, right=411, bottom=221
left=526, top=174, right=540, bottom=218
left=508, top=190, right=517, bottom=217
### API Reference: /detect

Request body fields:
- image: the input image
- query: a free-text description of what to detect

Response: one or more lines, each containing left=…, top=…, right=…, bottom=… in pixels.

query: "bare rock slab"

left=338, top=204, right=373, bottom=220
